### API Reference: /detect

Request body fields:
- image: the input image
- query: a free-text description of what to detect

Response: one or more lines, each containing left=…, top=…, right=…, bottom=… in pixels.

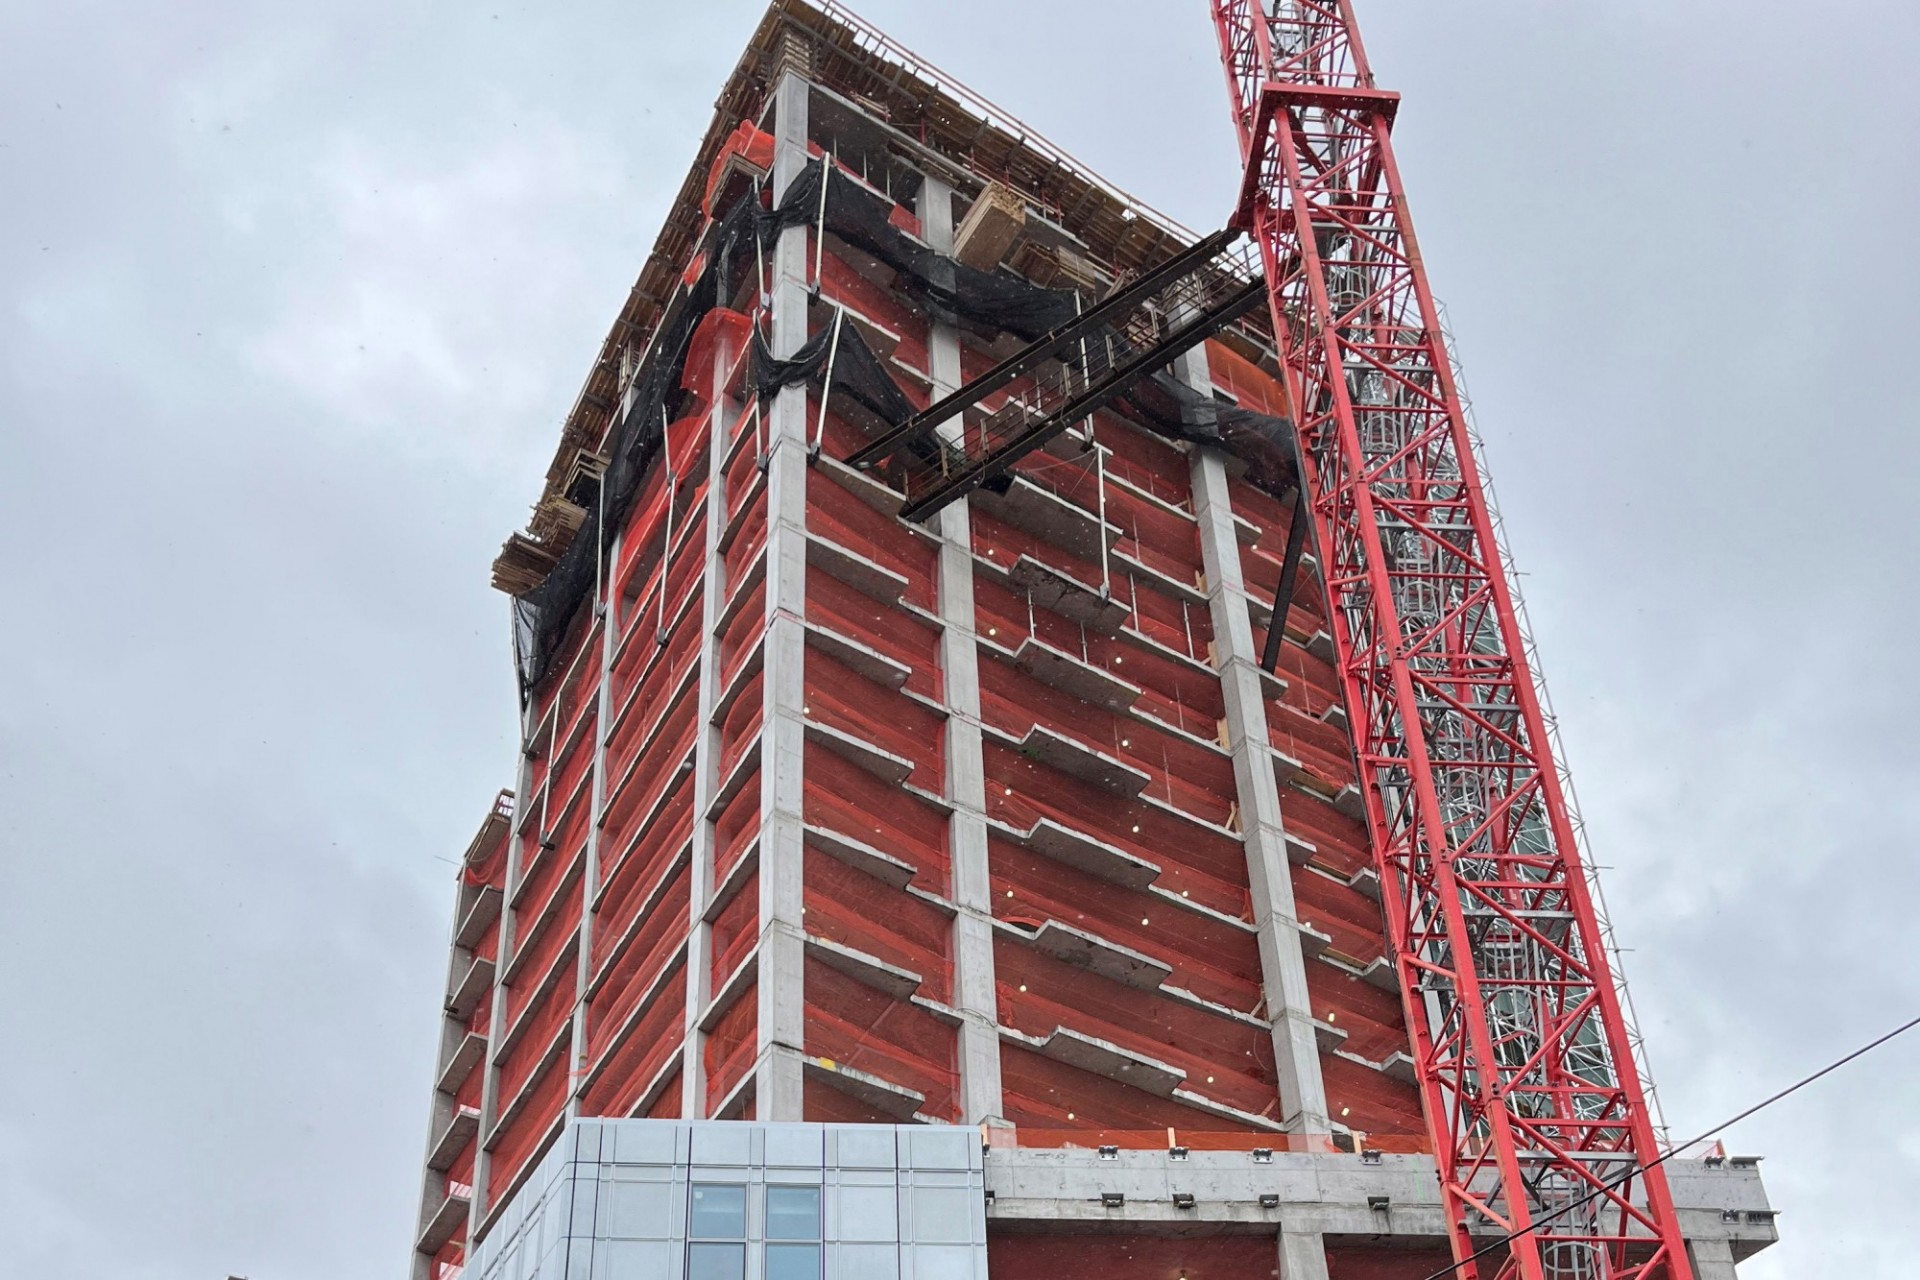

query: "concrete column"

left=919, top=174, right=1004, bottom=1124
left=1181, top=344, right=1333, bottom=1144
left=470, top=662, right=540, bottom=1230
left=414, top=866, right=478, bottom=1280
left=753, top=67, right=812, bottom=1119
left=1279, top=1228, right=1330, bottom=1280
left=569, top=524, right=618, bottom=1120
left=679, top=305, right=743, bottom=1115
left=1687, top=1237, right=1739, bottom=1280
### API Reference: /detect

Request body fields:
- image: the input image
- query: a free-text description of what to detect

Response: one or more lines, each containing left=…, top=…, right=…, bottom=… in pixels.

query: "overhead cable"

left=1418, top=1010, right=1920, bottom=1280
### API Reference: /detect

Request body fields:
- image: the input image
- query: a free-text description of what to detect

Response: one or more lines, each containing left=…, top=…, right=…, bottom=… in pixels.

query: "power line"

left=1418, top=1010, right=1920, bottom=1280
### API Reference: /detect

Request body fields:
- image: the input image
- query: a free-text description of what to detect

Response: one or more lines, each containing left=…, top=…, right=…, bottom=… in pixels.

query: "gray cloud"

left=2, top=2, right=1912, bottom=1276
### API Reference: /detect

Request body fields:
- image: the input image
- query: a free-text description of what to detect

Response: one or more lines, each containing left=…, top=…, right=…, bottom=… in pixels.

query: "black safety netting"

left=751, top=316, right=912, bottom=431
left=513, top=154, right=1296, bottom=694
left=774, top=159, right=1080, bottom=343
left=510, top=191, right=759, bottom=692
left=1117, top=368, right=1301, bottom=495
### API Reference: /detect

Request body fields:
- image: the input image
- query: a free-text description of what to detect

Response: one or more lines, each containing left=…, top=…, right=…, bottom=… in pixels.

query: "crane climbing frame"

left=1212, top=3, right=1693, bottom=1278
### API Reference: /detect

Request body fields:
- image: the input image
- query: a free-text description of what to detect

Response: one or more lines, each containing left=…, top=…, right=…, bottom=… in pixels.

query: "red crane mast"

left=1211, top=4, right=1692, bottom=1278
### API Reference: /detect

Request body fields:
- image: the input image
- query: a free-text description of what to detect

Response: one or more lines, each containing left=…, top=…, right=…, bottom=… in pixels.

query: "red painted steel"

left=1211, top=4, right=1689, bottom=1277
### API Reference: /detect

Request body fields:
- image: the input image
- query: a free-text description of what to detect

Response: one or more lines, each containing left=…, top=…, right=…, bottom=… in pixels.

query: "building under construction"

left=413, top=3, right=1779, bottom=1278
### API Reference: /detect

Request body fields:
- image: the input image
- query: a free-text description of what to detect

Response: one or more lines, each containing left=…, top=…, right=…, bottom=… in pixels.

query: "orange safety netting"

left=805, top=958, right=958, bottom=1121
left=801, top=748, right=949, bottom=880
left=805, top=467, right=937, bottom=610
left=704, top=988, right=758, bottom=1111
left=802, top=845, right=953, bottom=1003
left=701, top=121, right=775, bottom=218
left=712, top=766, right=763, bottom=885
left=714, top=668, right=764, bottom=781
left=980, top=737, right=1251, bottom=918
left=601, top=705, right=697, bottom=845
left=804, top=564, right=942, bottom=703
left=993, top=937, right=1277, bottom=1122
left=975, top=657, right=1235, bottom=827
left=986, top=832, right=1259, bottom=1013
left=1203, top=335, right=1291, bottom=418
left=593, top=830, right=690, bottom=975
left=683, top=308, right=754, bottom=399
left=708, top=872, right=759, bottom=989
left=590, top=862, right=690, bottom=1055
left=582, top=964, right=687, bottom=1118
left=497, top=979, right=571, bottom=1107
left=503, top=913, right=578, bottom=1031
left=804, top=654, right=945, bottom=781
left=999, top=1042, right=1221, bottom=1132
left=487, top=1056, right=567, bottom=1197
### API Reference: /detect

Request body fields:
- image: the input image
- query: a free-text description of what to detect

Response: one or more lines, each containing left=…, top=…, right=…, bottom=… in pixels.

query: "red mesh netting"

left=504, top=916, right=577, bottom=1031
left=709, top=872, right=759, bottom=989
left=999, top=1042, right=1220, bottom=1132
left=992, top=936, right=1277, bottom=1122
left=487, top=1056, right=566, bottom=1197
left=703, top=987, right=758, bottom=1112
left=582, top=965, right=686, bottom=1118
left=986, top=832, right=1258, bottom=1012
left=804, top=655, right=945, bottom=781
left=804, top=959, right=957, bottom=1121
left=593, top=828, right=690, bottom=976
left=701, top=121, right=774, bottom=217
left=590, top=862, right=690, bottom=1057
left=497, top=977, right=570, bottom=1111
left=684, top=306, right=752, bottom=390
left=805, top=470, right=937, bottom=610
left=981, top=737, right=1252, bottom=920
left=601, top=702, right=696, bottom=840
left=801, top=748, right=949, bottom=880
left=976, top=657, right=1234, bottom=826
left=804, top=564, right=941, bottom=702
left=712, top=766, right=763, bottom=884
left=802, top=846, right=952, bottom=1003
left=989, top=1234, right=1277, bottom=1280
left=715, top=669, right=764, bottom=781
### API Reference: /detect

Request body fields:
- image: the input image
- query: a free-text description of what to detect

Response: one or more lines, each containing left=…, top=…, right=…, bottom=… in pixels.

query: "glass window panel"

left=766, top=1185, right=822, bottom=1240
left=690, top=1183, right=747, bottom=1239
left=687, top=1242, right=747, bottom=1280
left=766, top=1242, right=823, bottom=1280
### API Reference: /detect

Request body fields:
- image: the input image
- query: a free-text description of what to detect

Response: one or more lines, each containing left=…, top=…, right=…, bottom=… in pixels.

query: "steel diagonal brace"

left=895, top=278, right=1269, bottom=521
left=842, top=227, right=1243, bottom=469
left=1260, top=491, right=1310, bottom=673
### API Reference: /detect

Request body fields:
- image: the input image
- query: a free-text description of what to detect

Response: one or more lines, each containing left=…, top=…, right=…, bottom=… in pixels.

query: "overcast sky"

left=3, top=1, right=1916, bottom=1276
